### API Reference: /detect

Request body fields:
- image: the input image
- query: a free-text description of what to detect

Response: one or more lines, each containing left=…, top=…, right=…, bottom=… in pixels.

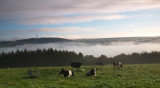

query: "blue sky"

left=0, top=0, right=160, bottom=41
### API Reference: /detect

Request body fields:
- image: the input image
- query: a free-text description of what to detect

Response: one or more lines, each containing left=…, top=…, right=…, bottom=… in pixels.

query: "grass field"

left=0, top=64, right=160, bottom=88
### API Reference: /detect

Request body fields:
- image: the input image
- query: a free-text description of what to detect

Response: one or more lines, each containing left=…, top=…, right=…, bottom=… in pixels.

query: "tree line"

left=0, top=48, right=160, bottom=68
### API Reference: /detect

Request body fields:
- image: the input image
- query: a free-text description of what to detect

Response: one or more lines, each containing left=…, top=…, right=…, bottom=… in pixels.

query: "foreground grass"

left=0, top=64, right=160, bottom=88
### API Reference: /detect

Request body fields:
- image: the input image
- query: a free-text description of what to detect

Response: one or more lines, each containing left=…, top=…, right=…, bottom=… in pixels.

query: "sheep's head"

left=59, top=69, right=64, bottom=74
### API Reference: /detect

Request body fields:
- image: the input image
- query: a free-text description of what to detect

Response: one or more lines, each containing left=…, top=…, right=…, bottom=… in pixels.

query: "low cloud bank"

left=1, top=42, right=160, bottom=57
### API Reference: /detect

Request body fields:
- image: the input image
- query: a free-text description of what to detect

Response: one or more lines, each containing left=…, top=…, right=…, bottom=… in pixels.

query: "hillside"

left=0, top=38, right=71, bottom=47
left=0, top=36, right=160, bottom=47
left=75, top=36, right=160, bottom=44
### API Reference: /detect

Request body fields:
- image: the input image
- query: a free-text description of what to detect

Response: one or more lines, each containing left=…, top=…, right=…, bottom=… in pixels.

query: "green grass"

left=0, top=64, right=160, bottom=88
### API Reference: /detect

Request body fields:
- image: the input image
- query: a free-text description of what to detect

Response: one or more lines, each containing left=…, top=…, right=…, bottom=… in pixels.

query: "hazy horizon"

left=1, top=36, right=160, bottom=42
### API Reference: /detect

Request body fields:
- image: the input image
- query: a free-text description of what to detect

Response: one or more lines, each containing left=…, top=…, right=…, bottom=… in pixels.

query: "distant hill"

left=0, top=38, right=71, bottom=47
left=0, top=36, right=160, bottom=47
left=74, top=37, right=160, bottom=44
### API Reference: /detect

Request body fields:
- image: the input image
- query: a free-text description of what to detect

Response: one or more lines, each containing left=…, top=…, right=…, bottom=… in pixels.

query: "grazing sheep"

left=59, top=69, right=74, bottom=77
left=71, top=62, right=82, bottom=69
left=113, top=61, right=123, bottom=69
left=86, top=68, right=98, bottom=76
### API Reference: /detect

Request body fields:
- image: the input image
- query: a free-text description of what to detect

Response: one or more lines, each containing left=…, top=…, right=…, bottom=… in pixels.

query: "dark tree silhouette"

left=0, top=48, right=160, bottom=68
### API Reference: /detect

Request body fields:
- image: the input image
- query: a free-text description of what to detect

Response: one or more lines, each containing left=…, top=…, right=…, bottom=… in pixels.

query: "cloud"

left=1, top=42, right=160, bottom=57
left=20, top=15, right=129, bottom=25
left=0, top=0, right=160, bottom=24
left=0, top=27, right=96, bottom=33
left=146, top=14, right=153, bottom=17
left=1, top=0, right=160, bottom=16
left=36, top=27, right=97, bottom=33
left=128, top=24, right=136, bottom=28
left=58, top=27, right=160, bottom=39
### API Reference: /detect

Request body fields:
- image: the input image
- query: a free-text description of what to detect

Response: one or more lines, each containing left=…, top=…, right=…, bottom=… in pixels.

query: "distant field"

left=0, top=64, right=160, bottom=88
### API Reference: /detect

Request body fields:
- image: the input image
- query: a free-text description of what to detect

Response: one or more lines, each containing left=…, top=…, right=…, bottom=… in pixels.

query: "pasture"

left=0, top=64, right=160, bottom=88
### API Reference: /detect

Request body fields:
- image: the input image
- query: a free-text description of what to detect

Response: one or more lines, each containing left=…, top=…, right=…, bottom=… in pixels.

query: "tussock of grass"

left=0, top=64, right=160, bottom=88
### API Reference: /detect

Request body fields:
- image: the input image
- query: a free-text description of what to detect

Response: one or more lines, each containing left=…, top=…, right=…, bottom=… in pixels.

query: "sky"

left=0, top=0, right=160, bottom=41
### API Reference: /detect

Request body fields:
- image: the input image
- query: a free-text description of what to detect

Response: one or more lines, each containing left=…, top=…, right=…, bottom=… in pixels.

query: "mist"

left=1, top=42, right=160, bottom=57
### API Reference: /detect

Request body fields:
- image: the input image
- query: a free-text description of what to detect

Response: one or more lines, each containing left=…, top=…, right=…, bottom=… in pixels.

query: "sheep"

left=113, top=61, right=123, bottom=69
left=86, top=68, right=98, bottom=76
left=59, top=69, right=74, bottom=77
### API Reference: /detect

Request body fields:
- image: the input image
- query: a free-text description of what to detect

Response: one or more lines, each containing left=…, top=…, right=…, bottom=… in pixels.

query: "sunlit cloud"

left=0, top=0, right=160, bottom=25
left=37, top=27, right=97, bottom=33
left=128, top=24, right=137, bottom=28
left=1, top=0, right=160, bottom=17
left=20, top=15, right=129, bottom=25
left=0, top=26, right=97, bottom=36
left=146, top=14, right=153, bottom=17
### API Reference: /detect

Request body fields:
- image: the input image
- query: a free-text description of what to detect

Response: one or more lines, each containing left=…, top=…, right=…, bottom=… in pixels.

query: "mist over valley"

left=1, top=37, right=160, bottom=57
